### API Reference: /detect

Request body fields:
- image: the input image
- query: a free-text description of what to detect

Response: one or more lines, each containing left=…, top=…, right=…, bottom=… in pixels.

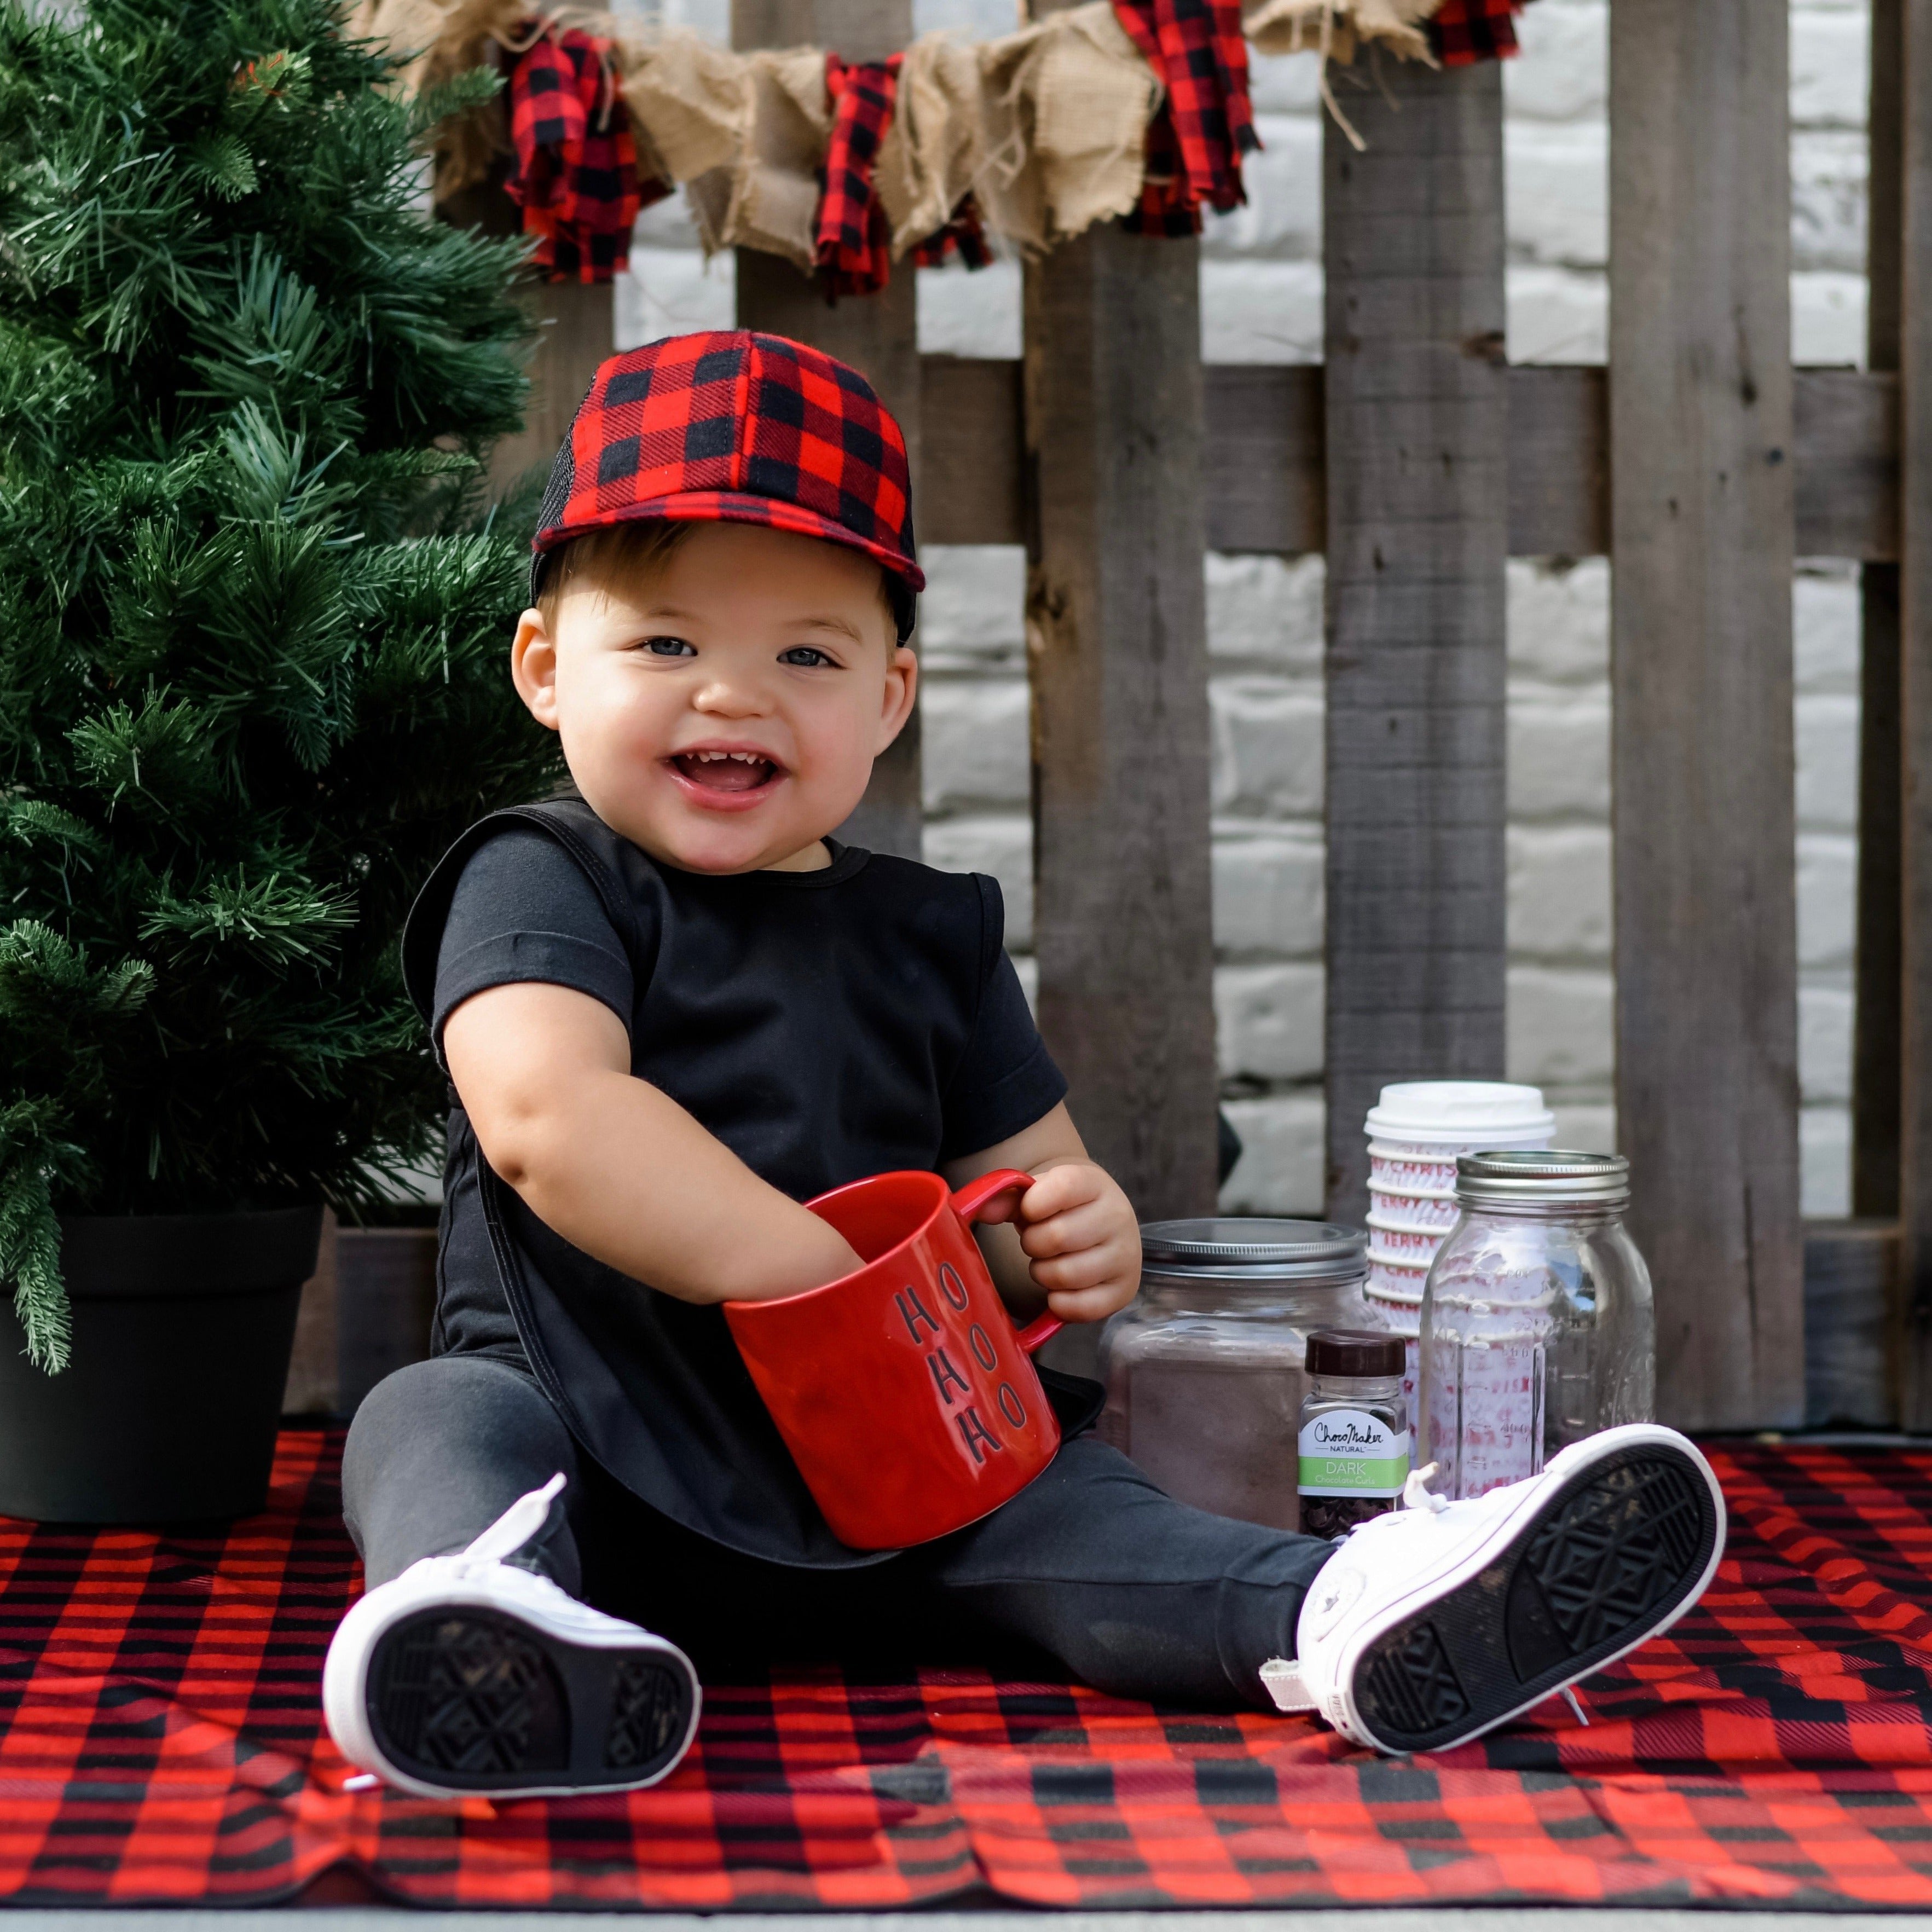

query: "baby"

left=321, top=332, right=1724, bottom=1799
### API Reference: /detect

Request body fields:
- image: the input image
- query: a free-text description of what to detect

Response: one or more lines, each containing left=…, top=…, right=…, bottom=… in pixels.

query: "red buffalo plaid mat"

left=2, top=1432, right=1931, bottom=1908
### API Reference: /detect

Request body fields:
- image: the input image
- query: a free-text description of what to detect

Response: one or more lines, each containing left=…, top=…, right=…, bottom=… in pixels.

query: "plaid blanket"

left=2, top=1433, right=1930, bottom=1907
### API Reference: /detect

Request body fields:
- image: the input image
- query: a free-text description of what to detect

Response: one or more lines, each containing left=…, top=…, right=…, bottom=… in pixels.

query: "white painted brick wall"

left=612, top=0, right=1873, bottom=1220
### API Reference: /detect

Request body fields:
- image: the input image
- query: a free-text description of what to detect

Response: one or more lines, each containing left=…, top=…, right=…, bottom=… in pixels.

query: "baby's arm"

left=444, top=980, right=863, bottom=1304
left=942, top=1103, right=1141, bottom=1324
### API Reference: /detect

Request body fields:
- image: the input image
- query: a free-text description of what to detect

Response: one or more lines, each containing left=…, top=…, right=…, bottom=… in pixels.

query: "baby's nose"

left=692, top=676, right=771, bottom=717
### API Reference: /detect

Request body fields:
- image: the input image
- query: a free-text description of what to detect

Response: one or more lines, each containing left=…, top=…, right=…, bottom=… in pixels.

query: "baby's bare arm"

left=942, top=1103, right=1142, bottom=1324
left=443, top=981, right=862, bottom=1304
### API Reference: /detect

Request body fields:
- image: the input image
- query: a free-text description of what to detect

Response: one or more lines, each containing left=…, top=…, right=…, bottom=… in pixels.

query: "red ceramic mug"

left=723, top=1169, right=1063, bottom=1550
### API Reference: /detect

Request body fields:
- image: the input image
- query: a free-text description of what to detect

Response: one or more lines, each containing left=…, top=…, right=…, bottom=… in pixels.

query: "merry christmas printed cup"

left=1366, top=1193, right=1461, bottom=1233
left=1368, top=1144, right=1464, bottom=1196
left=724, top=1169, right=1062, bottom=1550
left=1364, top=1223, right=1443, bottom=1266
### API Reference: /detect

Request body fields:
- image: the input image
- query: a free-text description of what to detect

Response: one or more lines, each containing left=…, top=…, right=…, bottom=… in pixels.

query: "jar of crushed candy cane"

left=1418, top=1152, right=1654, bottom=1500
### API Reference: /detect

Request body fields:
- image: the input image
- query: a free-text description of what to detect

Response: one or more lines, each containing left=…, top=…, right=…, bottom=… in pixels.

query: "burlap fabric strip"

left=875, top=33, right=985, bottom=261
left=976, top=2, right=1159, bottom=253
left=1242, top=0, right=1441, bottom=64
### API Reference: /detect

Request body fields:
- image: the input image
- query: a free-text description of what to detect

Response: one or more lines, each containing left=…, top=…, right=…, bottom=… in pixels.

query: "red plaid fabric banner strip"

left=1113, top=0, right=1257, bottom=236
left=1431, top=0, right=1528, bottom=65
left=507, top=25, right=664, bottom=285
left=911, top=195, right=994, bottom=270
left=817, top=53, right=901, bottom=299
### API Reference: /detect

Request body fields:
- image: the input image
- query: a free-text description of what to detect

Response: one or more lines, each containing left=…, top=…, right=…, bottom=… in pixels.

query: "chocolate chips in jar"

left=1297, top=1329, right=1409, bottom=1538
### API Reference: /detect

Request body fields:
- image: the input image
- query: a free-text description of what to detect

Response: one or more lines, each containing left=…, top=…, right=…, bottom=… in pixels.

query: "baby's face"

left=512, top=522, right=916, bottom=875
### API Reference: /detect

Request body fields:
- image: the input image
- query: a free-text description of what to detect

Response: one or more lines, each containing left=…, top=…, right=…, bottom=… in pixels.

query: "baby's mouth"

left=669, top=749, right=781, bottom=793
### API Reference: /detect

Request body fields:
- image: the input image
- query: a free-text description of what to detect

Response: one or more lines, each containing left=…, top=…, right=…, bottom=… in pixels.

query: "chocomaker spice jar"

left=1098, top=1220, right=1369, bottom=1532
left=1297, top=1329, right=1409, bottom=1537
left=1419, top=1151, right=1655, bottom=1500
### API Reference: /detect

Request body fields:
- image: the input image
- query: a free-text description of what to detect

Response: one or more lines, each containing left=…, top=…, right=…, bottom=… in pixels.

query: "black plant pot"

left=0, top=1206, right=321, bottom=1524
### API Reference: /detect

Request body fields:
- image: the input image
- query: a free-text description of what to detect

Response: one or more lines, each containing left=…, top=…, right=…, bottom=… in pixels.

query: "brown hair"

left=533, top=517, right=908, bottom=643
left=533, top=519, right=696, bottom=629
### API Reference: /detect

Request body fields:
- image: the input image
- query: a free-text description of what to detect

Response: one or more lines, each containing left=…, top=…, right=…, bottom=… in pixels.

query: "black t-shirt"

left=401, top=799, right=1089, bottom=1567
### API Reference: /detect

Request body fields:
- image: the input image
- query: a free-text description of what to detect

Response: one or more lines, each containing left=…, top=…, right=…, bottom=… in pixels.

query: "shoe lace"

left=1402, top=1461, right=1450, bottom=1515
left=453, top=1471, right=569, bottom=1570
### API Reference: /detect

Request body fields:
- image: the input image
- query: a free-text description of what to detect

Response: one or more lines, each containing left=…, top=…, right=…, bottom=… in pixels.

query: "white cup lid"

left=1363, top=1080, right=1555, bottom=1146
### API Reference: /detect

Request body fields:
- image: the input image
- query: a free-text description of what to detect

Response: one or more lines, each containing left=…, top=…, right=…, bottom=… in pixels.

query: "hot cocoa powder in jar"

left=1098, top=1222, right=1370, bottom=1532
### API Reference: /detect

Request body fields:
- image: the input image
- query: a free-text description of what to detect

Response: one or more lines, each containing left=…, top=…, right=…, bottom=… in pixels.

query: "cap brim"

left=532, top=492, right=925, bottom=595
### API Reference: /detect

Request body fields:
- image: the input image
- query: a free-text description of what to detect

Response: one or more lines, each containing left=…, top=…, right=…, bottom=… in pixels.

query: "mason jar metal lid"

left=1139, top=1218, right=1367, bottom=1276
left=1455, top=1149, right=1629, bottom=1206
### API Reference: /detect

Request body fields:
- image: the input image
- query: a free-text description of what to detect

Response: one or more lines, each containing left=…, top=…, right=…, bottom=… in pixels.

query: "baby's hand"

left=1007, top=1160, right=1141, bottom=1324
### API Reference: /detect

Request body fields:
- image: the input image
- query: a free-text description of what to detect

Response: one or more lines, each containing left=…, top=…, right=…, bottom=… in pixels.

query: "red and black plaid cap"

left=531, top=331, right=923, bottom=638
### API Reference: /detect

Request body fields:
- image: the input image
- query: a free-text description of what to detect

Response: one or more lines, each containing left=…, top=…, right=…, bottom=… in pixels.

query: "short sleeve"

left=432, top=826, right=634, bottom=1059
left=939, top=878, right=1067, bottom=1159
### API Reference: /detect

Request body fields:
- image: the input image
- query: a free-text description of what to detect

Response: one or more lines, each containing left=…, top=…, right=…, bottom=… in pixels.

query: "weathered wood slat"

left=731, top=0, right=923, bottom=860
left=1856, top=0, right=1904, bottom=1220
left=336, top=1229, right=439, bottom=1417
left=919, top=360, right=1900, bottom=559
left=490, top=282, right=617, bottom=501
left=1803, top=1219, right=1899, bottom=1428
left=921, top=357, right=1026, bottom=546
left=1203, top=366, right=1325, bottom=554
left=1022, top=228, right=1219, bottom=1259
left=1507, top=365, right=1607, bottom=558
left=435, top=177, right=620, bottom=502
left=282, top=1211, right=339, bottom=1417
left=1321, top=59, right=1508, bottom=1225
left=1798, top=371, right=1902, bottom=560
left=1899, top=0, right=1932, bottom=1427
left=1610, top=0, right=1804, bottom=1431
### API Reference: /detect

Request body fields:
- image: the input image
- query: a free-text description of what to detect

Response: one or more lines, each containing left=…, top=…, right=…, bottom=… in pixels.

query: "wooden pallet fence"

left=1899, top=0, right=1932, bottom=1429
left=919, top=359, right=1902, bottom=560
left=417, top=2, right=1932, bottom=1434
left=732, top=0, right=925, bottom=862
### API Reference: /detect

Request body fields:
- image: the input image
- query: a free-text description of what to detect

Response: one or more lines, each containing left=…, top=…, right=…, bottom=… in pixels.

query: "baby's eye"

left=778, top=646, right=835, bottom=668
left=641, top=636, right=695, bottom=657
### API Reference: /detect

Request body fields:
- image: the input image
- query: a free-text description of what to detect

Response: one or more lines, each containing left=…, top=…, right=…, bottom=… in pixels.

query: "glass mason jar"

left=1419, top=1151, right=1655, bottom=1500
left=1099, top=1220, right=1370, bottom=1532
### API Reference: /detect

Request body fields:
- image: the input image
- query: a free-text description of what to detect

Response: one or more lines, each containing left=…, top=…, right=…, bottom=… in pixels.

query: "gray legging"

left=342, top=1354, right=1336, bottom=1711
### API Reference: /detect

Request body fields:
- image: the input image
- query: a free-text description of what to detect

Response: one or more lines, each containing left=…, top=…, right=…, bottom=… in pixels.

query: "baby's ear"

left=876, top=640, right=919, bottom=753
left=510, top=609, right=562, bottom=732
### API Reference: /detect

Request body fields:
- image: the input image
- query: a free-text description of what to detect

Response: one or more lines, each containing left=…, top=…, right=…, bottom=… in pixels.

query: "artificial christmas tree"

left=0, top=0, right=557, bottom=1426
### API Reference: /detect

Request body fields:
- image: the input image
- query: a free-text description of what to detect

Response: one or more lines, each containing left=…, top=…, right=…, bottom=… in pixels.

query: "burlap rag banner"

left=976, top=2, right=1159, bottom=253
left=623, top=9, right=1162, bottom=261
left=644, top=42, right=834, bottom=268
left=875, top=33, right=985, bottom=260
left=356, top=0, right=1480, bottom=258
left=1243, top=0, right=1440, bottom=64
left=348, top=0, right=529, bottom=196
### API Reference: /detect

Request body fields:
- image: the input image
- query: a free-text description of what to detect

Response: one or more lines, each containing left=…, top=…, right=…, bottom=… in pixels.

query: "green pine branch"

left=0, top=0, right=559, bottom=1363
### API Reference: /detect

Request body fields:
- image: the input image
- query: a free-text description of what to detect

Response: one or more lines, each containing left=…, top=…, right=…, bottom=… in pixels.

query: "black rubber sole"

left=367, top=1607, right=696, bottom=1792
left=1350, top=1443, right=1720, bottom=1755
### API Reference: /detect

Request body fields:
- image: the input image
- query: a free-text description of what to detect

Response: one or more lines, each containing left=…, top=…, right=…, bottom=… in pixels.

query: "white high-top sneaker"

left=323, top=1475, right=701, bottom=1800
left=1261, top=1423, right=1725, bottom=1755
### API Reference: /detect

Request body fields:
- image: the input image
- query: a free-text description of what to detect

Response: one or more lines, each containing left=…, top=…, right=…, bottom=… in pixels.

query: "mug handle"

left=948, top=1167, right=1063, bottom=1355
